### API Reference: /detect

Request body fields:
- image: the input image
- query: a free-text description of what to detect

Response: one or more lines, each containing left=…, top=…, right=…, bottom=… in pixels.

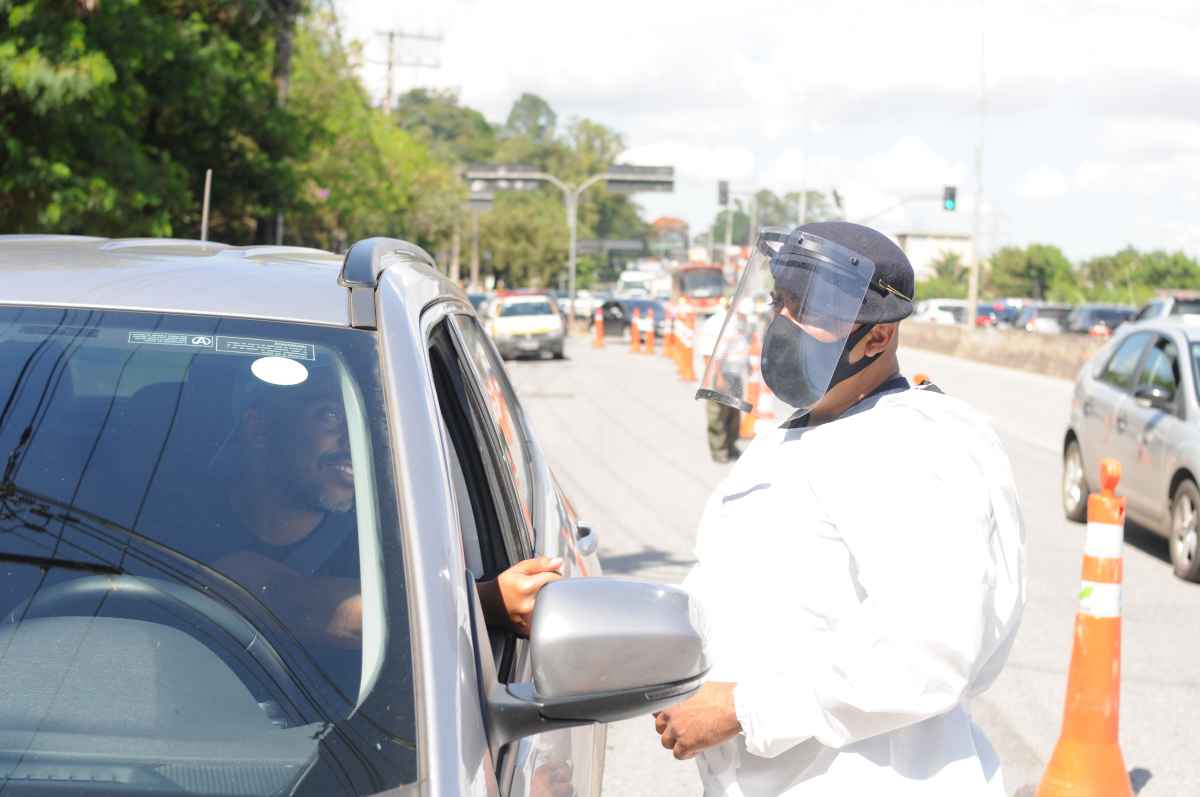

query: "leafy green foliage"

left=0, top=0, right=309, bottom=240
left=916, top=251, right=968, bottom=299
left=393, top=87, right=496, bottom=164
left=286, top=14, right=456, bottom=251
left=986, top=244, right=1074, bottom=301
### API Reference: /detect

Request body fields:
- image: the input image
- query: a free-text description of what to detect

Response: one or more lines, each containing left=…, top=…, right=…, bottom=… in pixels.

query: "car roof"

left=1130, top=317, right=1200, bottom=342
left=0, top=235, right=458, bottom=327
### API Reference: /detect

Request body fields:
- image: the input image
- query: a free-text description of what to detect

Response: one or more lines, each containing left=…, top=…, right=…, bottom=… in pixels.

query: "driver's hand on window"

left=479, top=556, right=563, bottom=637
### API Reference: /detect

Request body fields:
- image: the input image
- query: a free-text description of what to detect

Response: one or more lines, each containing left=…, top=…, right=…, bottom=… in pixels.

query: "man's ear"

left=863, top=323, right=898, bottom=357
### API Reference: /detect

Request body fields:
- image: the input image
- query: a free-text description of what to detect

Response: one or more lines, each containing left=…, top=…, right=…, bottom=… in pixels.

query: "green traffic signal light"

left=943, top=186, right=957, bottom=212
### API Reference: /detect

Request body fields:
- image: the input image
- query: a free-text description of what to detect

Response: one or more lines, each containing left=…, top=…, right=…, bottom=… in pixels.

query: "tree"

left=480, top=191, right=567, bottom=288
left=393, top=88, right=496, bottom=164
left=986, top=244, right=1073, bottom=300
left=287, top=13, right=454, bottom=251
left=503, top=92, right=557, bottom=144
left=915, top=251, right=968, bottom=299
left=708, top=189, right=838, bottom=250
left=0, top=0, right=309, bottom=241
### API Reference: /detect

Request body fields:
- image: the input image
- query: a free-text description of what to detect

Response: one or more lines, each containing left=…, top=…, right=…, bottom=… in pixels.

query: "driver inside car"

left=212, top=361, right=560, bottom=649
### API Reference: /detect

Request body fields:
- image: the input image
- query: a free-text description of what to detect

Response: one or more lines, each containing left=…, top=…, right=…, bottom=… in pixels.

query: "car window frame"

left=1133, top=334, right=1185, bottom=417
left=448, top=314, right=539, bottom=551
left=1098, top=330, right=1154, bottom=393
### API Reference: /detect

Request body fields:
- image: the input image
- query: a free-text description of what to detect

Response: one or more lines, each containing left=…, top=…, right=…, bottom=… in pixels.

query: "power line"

left=372, top=29, right=443, bottom=111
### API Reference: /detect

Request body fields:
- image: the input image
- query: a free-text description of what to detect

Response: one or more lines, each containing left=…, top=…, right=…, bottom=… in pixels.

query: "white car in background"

left=913, top=299, right=969, bottom=325
left=485, top=293, right=566, bottom=360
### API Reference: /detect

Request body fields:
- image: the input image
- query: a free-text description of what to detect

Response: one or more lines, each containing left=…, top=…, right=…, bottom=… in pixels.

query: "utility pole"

left=965, top=0, right=987, bottom=330
left=374, top=29, right=443, bottom=111
left=722, top=195, right=733, bottom=266
left=469, top=209, right=481, bottom=290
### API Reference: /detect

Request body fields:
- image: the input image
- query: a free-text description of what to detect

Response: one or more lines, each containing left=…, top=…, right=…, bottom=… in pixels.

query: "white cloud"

left=334, top=0, right=1200, bottom=259
left=1017, top=167, right=1069, bottom=201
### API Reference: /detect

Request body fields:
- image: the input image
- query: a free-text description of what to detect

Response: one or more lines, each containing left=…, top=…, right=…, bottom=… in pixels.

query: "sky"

left=335, top=0, right=1200, bottom=262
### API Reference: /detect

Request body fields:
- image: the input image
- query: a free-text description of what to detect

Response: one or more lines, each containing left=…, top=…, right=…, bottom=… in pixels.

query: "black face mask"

left=760, top=316, right=879, bottom=409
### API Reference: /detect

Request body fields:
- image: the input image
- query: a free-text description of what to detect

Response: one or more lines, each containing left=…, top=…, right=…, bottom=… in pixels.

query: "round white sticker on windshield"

left=251, top=356, right=309, bottom=386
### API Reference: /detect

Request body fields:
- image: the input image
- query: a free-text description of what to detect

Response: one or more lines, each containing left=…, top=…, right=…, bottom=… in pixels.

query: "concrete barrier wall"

left=901, top=322, right=1108, bottom=381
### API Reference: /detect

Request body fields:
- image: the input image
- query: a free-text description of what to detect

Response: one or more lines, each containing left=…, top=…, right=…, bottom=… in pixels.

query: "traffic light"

left=718, top=180, right=729, bottom=207
left=943, top=186, right=957, bottom=211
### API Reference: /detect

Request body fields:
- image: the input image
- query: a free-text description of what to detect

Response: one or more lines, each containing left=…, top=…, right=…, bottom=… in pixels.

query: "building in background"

left=894, top=231, right=973, bottom=281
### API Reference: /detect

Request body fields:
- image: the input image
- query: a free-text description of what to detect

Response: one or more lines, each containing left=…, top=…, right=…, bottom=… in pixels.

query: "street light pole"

left=965, top=0, right=987, bottom=330
left=541, top=172, right=607, bottom=324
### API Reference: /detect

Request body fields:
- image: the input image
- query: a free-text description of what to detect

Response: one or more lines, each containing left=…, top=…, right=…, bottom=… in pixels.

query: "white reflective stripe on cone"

left=1084, top=521, right=1124, bottom=559
left=1078, top=580, right=1121, bottom=618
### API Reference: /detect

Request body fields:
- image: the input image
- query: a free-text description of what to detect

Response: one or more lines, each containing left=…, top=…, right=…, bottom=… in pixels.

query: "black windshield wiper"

left=0, top=551, right=121, bottom=575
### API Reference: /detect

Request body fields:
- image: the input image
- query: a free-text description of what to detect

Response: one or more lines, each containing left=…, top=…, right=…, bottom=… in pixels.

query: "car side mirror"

left=1134, top=384, right=1174, bottom=410
left=473, top=577, right=709, bottom=758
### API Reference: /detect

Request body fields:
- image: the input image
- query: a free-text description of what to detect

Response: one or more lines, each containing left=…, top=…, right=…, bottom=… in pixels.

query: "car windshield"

left=680, top=270, right=724, bottom=298
left=500, top=299, right=555, bottom=317
left=0, top=307, right=414, bottom=792
left=1171, top=299, right=1200, bottom=316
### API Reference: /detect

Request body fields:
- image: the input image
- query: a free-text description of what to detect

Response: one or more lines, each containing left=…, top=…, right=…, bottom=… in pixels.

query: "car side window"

left=452, top=316, right=537, bottom=543
left=1133, top=302, right=1157, bottom=322
left=1099, top=332, right=1152, bottom=391
left=1137, top=337, right=1180, bottom=397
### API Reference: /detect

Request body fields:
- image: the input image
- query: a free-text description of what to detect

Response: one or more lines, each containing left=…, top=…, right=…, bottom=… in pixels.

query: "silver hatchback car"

left=0, top=236, right=709, bottom=796
left=1063, top=318, right=1200, bottom=581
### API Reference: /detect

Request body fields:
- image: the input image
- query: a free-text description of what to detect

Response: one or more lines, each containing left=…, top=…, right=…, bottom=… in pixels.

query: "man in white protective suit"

left=657, top=221, right=1026, bottom=796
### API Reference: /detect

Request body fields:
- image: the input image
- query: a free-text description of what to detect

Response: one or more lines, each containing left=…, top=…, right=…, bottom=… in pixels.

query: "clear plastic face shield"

left=695, top=227, right=876, bottom=415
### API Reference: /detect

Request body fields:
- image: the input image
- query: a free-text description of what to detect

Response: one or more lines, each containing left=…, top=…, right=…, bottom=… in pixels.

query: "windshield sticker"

left=251, top=356, right=310, bottom=386
left=128, top=331, right=215, bottom=349
left=215, top=336, right=315, bottom=361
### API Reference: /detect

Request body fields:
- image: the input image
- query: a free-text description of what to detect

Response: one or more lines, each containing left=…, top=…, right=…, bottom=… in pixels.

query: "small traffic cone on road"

left=1036, top=458, right=1133, bottom=797
left=679, top=311, right=697, bottom=382
left=592, top=308, right=604, bottom=349
left=663, top=306, right=676, bottom=360
left=630, top=309, right=642, bottom=354
left=739, top=331, right=763, bottom=439
left=644, top=315, right=656, bottom=354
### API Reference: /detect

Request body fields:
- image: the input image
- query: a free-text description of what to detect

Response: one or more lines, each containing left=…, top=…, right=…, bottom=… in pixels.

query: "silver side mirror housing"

left=473, top=577, right=709, bottom=756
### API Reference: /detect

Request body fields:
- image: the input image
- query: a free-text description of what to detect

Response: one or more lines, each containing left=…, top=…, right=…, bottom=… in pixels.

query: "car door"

left=1082, top=331, right=1153, bottom=476
left=1123, top=334, right=1186, bottom=525
left=447, top=314, right=599, bottom=797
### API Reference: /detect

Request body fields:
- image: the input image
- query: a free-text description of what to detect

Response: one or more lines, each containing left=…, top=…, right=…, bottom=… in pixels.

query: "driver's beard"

left=286, top=477, right=355, bottom=515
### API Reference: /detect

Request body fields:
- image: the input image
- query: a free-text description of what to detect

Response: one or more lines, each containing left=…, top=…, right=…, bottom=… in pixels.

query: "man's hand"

left=655, top=682, right=741, bottom=760
left=480, top=556, right=563, bottom=637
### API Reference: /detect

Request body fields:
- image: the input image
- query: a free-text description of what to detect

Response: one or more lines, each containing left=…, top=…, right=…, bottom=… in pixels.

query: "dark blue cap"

left=797, top=221, right=914, bottom=323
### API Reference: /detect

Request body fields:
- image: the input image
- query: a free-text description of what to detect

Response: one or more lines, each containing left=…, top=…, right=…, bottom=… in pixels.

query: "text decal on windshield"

left=128, top=331, right=215, bottom=348
left=215, top=336, right=316, bottom=361
left=126, top=332, right=315, bottom=361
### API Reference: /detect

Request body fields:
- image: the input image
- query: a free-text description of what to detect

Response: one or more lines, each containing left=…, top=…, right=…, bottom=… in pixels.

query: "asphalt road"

left=505, top=337, right=1199, bottom=796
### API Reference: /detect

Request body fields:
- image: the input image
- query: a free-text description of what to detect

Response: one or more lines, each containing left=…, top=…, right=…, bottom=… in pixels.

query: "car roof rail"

left=339, top=237, right=437, bottom=329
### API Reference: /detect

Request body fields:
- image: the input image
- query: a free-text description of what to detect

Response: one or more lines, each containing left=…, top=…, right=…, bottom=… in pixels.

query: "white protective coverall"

left=683, top=379, right=1025, bottom=796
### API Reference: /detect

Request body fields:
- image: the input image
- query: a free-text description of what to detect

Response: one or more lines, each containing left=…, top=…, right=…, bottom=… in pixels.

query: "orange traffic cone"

left=644, top=314, right=656, bottom=354
left=739, top=331, right=763, bottom=439
left=630, top=309, right=641, bottom=354
left=592, top=307, right=604, bottom=348
left=1036, top=458, right=1133, bottom=797
left=663, top=306, right=676, bottom=359
left=679, top=311, right=697, bottom=382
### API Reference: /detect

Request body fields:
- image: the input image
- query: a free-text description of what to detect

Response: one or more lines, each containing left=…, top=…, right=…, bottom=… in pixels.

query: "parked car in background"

left=974, top=305, right=999, bottom=327
left=1064, top=304, right=1136, bottom=337
left=467, top=291, right=489, bottom=314
left=1015, top=302, right=1073, bottom=334
left=485, top=292, right=566, bottom=359
left=569, top=289, right=608, bottom=320
left=913, top=299, right=968, bottom=325
left=1132, top=293, right=1200, bottom=323
left=0, top=234, right=710, bottom=795
left=597, top=298, right=669, bottom=341
left=1063, top=318, right=1200, bottom=582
